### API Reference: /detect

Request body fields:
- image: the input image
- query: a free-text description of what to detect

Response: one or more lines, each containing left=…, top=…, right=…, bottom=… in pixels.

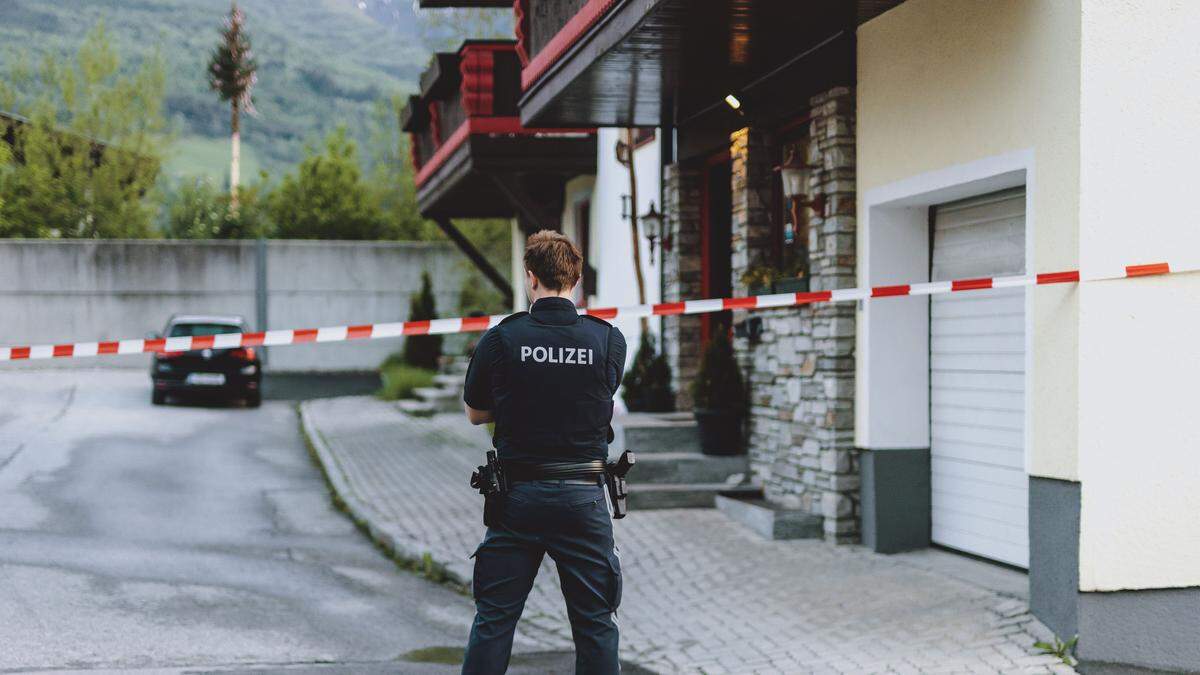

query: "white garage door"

left=930, top=188, right=1028, bottom=568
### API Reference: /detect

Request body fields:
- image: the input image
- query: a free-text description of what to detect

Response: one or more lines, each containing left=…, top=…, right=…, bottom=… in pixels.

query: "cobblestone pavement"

left=302, top=396, right=1075, bottom=674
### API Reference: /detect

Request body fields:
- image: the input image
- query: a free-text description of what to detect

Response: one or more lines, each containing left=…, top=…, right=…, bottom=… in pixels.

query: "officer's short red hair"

left=524, top=230, right=583, bottom=292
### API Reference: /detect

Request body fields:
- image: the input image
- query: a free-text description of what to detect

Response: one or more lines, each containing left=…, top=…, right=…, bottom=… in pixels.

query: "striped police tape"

left=0, top=261, right=1185, bottom=362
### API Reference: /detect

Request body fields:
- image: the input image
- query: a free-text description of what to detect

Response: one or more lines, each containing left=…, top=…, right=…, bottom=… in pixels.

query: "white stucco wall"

left=1076, top=0, right=1200, bottom=591
left=573, top=128, right=662, bottom=404
left=855, top=0, right=1081, bottom=482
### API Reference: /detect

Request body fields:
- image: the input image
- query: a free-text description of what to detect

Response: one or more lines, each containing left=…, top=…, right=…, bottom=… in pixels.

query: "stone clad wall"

left=729, top=87, right=860, bottom=542
left=661, top=164, right=704, bottom=409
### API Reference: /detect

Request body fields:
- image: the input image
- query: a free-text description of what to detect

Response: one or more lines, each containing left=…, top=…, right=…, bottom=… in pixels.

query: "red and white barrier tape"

left=0, top=262, right=1185, bottom=362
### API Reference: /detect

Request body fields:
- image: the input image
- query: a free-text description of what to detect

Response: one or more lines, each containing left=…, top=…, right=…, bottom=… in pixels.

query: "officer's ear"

left=526, top=269, right=539, bottom=292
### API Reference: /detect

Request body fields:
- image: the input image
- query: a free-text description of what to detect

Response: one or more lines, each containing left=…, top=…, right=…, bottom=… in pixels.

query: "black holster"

left=604, top=450, right=636, bottom=519
left=470, top=450, right=507, bottom=528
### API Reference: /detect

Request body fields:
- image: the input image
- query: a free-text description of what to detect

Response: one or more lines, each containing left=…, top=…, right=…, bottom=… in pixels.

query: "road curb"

left=299, top=400, right=473, bottom=589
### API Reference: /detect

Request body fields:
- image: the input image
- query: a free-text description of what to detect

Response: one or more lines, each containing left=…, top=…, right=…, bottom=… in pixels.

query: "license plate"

left=186, top=373, right=226, bottom=386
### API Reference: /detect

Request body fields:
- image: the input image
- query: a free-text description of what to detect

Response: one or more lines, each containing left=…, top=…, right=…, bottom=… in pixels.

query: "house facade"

left=856, top=1, right=1200, bottom=668
left=415, top=0, right=1200, bottom=669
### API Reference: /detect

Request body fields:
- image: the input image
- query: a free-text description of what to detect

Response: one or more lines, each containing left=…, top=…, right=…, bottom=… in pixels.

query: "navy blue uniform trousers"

left=462, top=479, right=622, bottom=674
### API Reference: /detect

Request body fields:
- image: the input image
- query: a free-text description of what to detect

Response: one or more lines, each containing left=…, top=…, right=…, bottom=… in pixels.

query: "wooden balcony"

left=401, top=41, right=596, bottom=223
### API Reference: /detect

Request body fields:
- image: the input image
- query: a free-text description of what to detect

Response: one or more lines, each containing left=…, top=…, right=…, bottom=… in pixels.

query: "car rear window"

left=168, top=323, right=241, bottom=338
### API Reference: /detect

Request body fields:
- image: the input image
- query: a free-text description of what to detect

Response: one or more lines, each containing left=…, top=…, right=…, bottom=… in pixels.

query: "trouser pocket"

left=605, top=548, right=622, bottom=613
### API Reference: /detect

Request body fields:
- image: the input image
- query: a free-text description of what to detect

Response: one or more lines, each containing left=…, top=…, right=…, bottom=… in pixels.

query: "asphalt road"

left=0, top=370, right=575, bottom=674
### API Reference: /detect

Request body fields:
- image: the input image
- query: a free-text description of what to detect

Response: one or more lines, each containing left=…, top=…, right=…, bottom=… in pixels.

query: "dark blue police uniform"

left=461, top=296, right=627, bottom=674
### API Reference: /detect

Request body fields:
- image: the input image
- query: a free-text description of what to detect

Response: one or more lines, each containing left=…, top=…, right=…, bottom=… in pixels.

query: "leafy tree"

left=162, top=175, right=270, bottom=239
left=0, top=143, right=9, bottom=232
left=403, top=271, right=443, bottom=370
left=0, top=24, right=168, bottom=238
left=269, top=127, right=387, bottom=240
left=207, top=2, right=258, bottom=212
left=622, top=332, right=675, bottom=412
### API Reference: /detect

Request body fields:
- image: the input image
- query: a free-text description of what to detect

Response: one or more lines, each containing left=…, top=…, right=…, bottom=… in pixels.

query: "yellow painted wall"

left=1076, top=0, right=1200, bottom=591
left=857, top=0, right=1081, bottom=480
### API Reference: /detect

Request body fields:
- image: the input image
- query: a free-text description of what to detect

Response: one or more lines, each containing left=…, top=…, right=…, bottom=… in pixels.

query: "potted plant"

left=773, top=256, right=809, bottom=294
left=622, top=332, right=675, bottom=412
left=690, top=334, right=746, bottom=455
left=740, top=265, right=775, bottom=296
left=739, top=262, right=809, bottom=295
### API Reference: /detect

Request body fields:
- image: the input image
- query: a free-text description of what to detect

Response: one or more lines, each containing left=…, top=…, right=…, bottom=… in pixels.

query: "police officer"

left=461, top=230, right=627, bottom=674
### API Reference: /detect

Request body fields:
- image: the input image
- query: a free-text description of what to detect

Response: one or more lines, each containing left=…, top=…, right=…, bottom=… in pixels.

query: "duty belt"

left=470, top=450, right=636, bottom=520
left=504, top=460, right=606, bottom=483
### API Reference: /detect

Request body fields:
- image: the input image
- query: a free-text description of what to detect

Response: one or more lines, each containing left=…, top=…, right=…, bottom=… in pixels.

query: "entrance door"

left=701, top=153, right=732, bottom=342
left=929, top=188, right=1028, bottom=567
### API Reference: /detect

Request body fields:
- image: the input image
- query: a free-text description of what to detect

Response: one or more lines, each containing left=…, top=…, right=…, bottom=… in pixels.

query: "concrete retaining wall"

left=0, top=239, right=465, bottom=372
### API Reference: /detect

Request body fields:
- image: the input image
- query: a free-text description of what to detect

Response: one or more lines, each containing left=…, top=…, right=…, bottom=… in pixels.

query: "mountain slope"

left=0, top=0, right=428, bottom=181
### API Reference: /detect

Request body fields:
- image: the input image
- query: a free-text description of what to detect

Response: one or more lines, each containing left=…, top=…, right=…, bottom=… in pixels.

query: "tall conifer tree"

left=207, top=3, right=257, bottom=212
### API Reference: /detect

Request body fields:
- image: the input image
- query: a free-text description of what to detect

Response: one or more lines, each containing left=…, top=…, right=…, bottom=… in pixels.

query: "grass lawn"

left=378, top=359, right=436, bottom=401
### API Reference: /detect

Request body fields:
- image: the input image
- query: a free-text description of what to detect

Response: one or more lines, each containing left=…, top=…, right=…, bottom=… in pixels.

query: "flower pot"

left=693, top=408, right=744, bottom=455
left=772, top=276, right=809, bottom=294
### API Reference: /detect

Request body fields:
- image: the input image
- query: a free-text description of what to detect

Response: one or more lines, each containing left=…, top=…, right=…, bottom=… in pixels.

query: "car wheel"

left=246, top=391, right=262, bottom=408
left=152, top=390, right=166, bottom=405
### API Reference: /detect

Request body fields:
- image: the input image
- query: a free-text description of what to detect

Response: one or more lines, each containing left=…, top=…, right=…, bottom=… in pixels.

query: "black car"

left=149, top=315, right=262, bottom=407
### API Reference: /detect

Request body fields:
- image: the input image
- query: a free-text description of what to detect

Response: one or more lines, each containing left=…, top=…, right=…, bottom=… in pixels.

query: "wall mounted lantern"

left=640, top=200, right=665, bottom=264
left=777, top=144, right=825, bottom=218
left=777, top=144, right=825, bottom=259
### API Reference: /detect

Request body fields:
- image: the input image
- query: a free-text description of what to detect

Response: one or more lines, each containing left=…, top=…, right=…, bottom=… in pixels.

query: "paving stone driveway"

left=302, top=396, right=1074, bottom=674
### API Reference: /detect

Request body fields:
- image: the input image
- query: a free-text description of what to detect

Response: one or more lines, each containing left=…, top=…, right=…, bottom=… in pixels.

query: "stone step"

left=614, top=412, right=702, bottom=454
left=413, top=386, right=461, bottom=412
left=397, top=399, right=437, bottom=418
left=628, top=482, right=760, bottom=510
left=432, top=374, right=462, bottom=388
left=630, top=451, right=748, bottom=485
left=715, top=494, right=823, bottom=540
left=442, top=359, right=470, bottom=375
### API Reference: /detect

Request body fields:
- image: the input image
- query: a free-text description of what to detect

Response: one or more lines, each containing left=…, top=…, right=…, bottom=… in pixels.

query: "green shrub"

left=269, top=127, right=388, bottom=240
left=622, top=332, right=674, bottom=412
left=378, top=358, right=436, bottom=401
left=690, top=334, right=745, bottom=411
left=403, top=271, right=443, bottom=370
left=161, top=175, right=271, bottom=239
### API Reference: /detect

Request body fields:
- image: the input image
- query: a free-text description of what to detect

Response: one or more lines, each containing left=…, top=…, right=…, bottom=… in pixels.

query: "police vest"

left=490, top=303, right=617, bottom=464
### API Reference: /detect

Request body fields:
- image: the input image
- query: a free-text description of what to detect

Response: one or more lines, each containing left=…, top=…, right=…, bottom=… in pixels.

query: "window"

left=631, top=128, right=656, bottom=149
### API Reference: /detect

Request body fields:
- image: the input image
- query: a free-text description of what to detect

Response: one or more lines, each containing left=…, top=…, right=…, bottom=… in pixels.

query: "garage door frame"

left=856, top=149, right=1034, bottom=558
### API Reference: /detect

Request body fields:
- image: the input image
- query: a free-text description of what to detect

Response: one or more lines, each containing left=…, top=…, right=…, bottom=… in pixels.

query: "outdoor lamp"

left=640, top=200, right=665, bottom=264
left=777, top=145, right=825, bottom=219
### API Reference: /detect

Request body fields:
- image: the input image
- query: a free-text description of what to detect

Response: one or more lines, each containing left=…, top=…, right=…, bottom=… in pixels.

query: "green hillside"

left=0, top=0, right=428, bottom=182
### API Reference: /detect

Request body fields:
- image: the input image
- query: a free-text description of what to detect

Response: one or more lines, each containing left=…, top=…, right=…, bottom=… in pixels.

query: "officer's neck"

left=528, top=288, right=575, bottom=305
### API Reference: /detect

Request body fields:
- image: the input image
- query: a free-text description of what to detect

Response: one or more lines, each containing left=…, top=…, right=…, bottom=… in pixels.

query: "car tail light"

left=158, top=351, right=183, bottom=360
left=231, top=347, right=256, bottom=361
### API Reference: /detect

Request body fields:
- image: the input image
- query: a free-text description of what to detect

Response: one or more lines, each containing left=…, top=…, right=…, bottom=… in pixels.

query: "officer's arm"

left=463, top=329, right=499, bottom=425
left=607, top=327, right=628, bottom=393
left=465, top=403, right=494, bottom=425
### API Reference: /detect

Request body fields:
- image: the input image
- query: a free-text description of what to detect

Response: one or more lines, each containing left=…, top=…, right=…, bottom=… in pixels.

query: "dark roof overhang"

left=516, top=0, right=906, bottom=136
left=417, top=0, right=511, bottom=6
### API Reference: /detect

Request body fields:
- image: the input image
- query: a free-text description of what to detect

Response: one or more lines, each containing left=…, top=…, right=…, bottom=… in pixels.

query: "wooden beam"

left=490, top=173, right=562, bottom=235
left=434, top=217, right=514, bottom=308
